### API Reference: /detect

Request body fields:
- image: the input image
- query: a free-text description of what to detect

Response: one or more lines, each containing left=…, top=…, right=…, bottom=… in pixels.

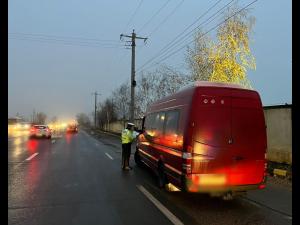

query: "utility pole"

left=92, top=92, right=101, bottom=127
left=120, top=29, right=147, bottom=123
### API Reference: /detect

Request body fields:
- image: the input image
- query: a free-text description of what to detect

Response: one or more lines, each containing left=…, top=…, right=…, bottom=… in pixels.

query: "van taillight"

left=182, top=152, right=192, bottom=174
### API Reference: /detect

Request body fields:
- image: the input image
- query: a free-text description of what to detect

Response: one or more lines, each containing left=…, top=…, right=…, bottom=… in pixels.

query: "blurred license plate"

left=199, top=174, right=226, bottom=185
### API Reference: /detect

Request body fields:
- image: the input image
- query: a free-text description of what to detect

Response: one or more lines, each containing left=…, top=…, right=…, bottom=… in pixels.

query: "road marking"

left=25, top=153, right=39, bottom=161
left=284, top=216, right=292, bottom=220
left=241, top=197, right=292, bottom=219
left=95, top=143, right=99, bottom=146
left=137, top=185, right=184, bottom=225
left=105, top=153, right=113, bottom=160
left=245, top=199, right=261, bottom=208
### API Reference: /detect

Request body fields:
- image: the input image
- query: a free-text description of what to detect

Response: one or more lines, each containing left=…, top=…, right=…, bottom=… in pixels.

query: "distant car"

left=66, top=124, right=78, bottom=133
left=29, top=125, right=52, bottom=139
left=20, top=122, right=31, bottom=130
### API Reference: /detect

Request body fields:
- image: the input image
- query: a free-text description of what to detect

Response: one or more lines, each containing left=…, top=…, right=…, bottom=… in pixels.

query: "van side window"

left=165, top=110, right=179, bottom=136
left=144, top=114, right=154, bottom=135
left=152, top=112, right=165, bottom=138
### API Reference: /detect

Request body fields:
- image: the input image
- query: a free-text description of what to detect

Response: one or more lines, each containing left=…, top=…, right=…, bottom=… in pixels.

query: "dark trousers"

left=122, top=143, right=132, bottom=168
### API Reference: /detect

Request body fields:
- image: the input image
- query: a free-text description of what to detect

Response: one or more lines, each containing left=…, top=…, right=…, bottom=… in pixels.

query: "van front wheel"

left=158, top=163, right=168, bottom=189
left=134, top=150, right=143, bottom=167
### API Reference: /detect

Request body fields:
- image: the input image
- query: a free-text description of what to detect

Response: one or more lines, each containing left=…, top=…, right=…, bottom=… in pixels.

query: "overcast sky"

left=8, top=0, right=292, bottom=121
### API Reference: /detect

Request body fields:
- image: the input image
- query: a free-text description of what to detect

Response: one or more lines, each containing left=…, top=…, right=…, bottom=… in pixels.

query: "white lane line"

left=95, top=143, right=99, bottom=146
left=137, top=185, right=184, bottom=225
left=105, top=153, right=113, bottom=160
left=25, top=152, right=39, bottom=161
left=285, top=216, right=292, bottom=220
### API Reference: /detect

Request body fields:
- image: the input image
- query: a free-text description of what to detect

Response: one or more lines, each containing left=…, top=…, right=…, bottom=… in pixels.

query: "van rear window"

left=34, top=125, right=46, bottom=129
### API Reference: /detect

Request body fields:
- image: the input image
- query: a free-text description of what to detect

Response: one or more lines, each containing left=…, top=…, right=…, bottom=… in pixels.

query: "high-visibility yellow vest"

left=121, top=129, right=134, bottom=144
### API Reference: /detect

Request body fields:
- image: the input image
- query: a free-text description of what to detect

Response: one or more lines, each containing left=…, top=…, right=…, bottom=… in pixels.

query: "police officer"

left=121, top=122, right=136, bottom=170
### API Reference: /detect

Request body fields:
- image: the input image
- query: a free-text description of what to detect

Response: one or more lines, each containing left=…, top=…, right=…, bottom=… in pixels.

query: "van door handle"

left=233, top=156, right=244, bottom=161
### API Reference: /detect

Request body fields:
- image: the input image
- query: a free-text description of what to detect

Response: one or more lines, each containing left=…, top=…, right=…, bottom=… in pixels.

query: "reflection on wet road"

left=8, top=130, right=292, bottom=225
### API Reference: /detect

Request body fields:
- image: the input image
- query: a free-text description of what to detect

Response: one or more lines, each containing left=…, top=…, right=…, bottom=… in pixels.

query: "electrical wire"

left=136, top=0, right=224, bottom=72
left=137, top=0, right=236, bottom=72
left=138, top=0, right=171, bottom=33
left=138, top=0, right=258, bottom=73
left=147, top=0, right=185, bottom=38
left=122, top=0, right=144, bottom=33
left=9, top=32, right=120, bottom=43
left=9, top=36, right=124, bottom=48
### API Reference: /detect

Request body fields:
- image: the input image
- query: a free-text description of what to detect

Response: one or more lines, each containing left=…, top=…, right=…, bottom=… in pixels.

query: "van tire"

left=134, top=150, right=143, bottom=167
left=157, top=163, right=168, bottom=189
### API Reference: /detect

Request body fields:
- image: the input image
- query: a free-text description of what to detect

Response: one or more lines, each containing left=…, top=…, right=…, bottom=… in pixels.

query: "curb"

left=273, top=168, right=287, bottom=177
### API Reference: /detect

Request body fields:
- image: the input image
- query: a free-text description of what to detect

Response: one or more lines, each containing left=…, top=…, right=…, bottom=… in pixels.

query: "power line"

left=136, top=0, right=185, bottom=55
left=138, top=0, right=258, bottom=73
left=137, top=0, right=236, bottom=72
left=122, top=0, right=144, bottom=33
left=9, top=36, right=124, bottom=49
left=114, top=0, right=145, bottom=72
left=136, top=0, right=224, bottom=72
left=138, top=0, right=171, bottom=33
left=147, top=0, right=185, bottom=38
left=9, top=32, right=119, bottom=43
left=9, top=37, right=123, bottom=48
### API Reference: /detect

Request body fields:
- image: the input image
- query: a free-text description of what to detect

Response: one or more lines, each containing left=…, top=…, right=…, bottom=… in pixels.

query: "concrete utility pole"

left=92, top=92, right=101, bottom=127
left=120, top=29, right=147, bottom=123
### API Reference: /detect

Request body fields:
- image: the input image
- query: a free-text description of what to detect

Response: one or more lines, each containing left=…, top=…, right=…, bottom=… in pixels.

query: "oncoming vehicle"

left=29, top=125, right=52, bottom=139
left=135, top=81, right=267, bottom=200
left=66, top=124, right=78, bottom=133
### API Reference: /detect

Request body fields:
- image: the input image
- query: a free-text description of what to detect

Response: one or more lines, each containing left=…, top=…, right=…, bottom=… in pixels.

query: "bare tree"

left=51, top=116, right=58, bottom=123
left=97, top=99, right=118, bottom=129
left=35, top=112, right=47, bottom=124
left=76, top=113, right=91, bottom=127
left=136, top=65, right=190, bottom=116
left=112, top=82, right=130, bottom=120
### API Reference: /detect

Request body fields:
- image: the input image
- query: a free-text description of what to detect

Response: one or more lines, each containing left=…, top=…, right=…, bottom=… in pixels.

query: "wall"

left=103, top=119, right=142, bottom=134
left=263, top=105, right=292, bottom=164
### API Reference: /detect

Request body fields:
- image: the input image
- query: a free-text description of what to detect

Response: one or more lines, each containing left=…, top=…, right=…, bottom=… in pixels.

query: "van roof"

left=180, top=81, right=246, bottom=91
left=147, top=81, right=255, bottom=113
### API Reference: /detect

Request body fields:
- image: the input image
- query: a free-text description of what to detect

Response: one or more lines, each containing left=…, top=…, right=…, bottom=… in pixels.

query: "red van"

left=135, top=81, right=267, bottom=199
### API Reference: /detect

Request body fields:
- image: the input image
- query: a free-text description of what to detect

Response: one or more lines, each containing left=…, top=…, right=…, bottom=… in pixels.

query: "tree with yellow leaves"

left=187, top=3, right=256, bottom=88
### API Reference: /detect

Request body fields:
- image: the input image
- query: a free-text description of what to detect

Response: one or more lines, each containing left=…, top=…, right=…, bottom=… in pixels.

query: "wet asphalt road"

left=8, top=130, right=292, bottom=225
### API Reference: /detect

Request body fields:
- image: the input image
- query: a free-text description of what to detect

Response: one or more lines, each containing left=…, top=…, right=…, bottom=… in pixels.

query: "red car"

left=29, top=125, right=52, bottom=139
left=66, top=124, right=78, bottom=133
left=135, top=81, right=267, bottom=199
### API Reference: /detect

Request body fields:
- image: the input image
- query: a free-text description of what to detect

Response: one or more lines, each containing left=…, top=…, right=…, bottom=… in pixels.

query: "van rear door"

left=229, top=89, right=266, bottom=185
left=191, top=87, right=232, bottom=174
left=191, top=87, right=266, bottom=186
